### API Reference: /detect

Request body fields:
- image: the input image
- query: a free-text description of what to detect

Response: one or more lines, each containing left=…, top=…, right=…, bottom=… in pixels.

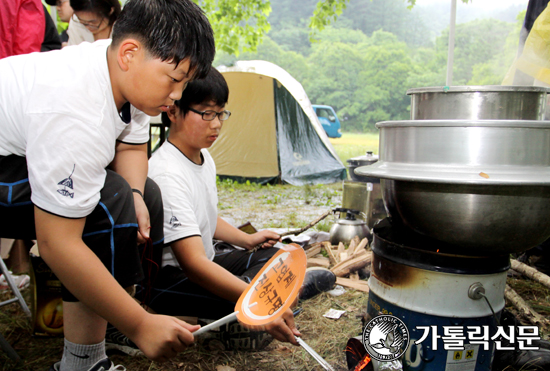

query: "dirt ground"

left=0, top=287, right=365, bottom=371
left=1, top=181, right=550, bottom=370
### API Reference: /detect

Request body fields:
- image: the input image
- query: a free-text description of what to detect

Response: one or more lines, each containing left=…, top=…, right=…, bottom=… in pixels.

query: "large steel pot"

left=359, top=120, right=550, bottom=185
left=407, top=86, right=550, bottom=120
left=381, top=180, right=550, bottom=254
left=355, top=119, right=550, bottom=254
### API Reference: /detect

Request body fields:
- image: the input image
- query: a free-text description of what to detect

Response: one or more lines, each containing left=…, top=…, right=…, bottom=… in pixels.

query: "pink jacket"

left=0, top=0, right=45, bottom=59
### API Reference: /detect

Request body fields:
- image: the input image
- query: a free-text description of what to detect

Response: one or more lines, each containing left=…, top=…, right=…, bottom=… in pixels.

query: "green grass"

left=329, top=132, right=379, bottom=165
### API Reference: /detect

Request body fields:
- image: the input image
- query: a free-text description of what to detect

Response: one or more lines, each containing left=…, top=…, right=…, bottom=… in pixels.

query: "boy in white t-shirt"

left=144, top=68, right=336, bottom=352
left=0, top=0, right=215, bottom=370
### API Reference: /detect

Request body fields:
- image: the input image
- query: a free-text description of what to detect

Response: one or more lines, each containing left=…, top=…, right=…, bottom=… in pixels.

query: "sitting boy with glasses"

left=127, top=68, right=336, bottom=353
left=0, top=0, right=215, bottom=369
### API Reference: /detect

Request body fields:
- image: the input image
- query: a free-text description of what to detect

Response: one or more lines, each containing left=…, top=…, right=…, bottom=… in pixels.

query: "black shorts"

left=145, top=245, right=278, bottom=319
left=0, top=155, right=164, bottom=302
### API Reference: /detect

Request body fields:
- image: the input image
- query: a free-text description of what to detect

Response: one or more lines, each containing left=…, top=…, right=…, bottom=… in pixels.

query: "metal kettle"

left=329, top=208, right=370, bottom=245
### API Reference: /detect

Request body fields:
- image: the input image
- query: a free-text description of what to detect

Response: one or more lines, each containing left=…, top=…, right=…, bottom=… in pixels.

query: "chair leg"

left=0, top=257, right=31, bottom=317
left=0, top=331, right=20, bottom=362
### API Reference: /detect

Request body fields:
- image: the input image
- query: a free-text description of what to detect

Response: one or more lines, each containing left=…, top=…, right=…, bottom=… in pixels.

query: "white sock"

left=59, top=339, right=107, bottom=371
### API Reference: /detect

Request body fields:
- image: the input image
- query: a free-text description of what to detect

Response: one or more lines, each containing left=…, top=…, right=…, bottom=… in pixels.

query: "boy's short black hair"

left=111, top=0, right=215, bottom=80
left=161, top=67, right=229, bottom=127
left=70, top=0, right=121, bottom=26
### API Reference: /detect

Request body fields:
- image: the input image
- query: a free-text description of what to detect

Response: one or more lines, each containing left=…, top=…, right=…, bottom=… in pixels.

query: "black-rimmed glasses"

left=188, top=107, right=231, bottom=121
left=76, top=15, right=105, bottom=30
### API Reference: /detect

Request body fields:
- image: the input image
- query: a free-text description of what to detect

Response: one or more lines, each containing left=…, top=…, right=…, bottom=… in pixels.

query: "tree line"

left=214, top=0, right=523, bottom=132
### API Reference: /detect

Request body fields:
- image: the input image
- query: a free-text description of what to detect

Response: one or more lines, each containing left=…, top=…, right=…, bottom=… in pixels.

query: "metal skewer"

left=296, top=337, right=335, bottom=371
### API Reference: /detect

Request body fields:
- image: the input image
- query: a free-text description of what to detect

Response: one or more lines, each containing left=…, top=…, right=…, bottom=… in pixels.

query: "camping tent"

left=211, top=60, right=347, bottom=185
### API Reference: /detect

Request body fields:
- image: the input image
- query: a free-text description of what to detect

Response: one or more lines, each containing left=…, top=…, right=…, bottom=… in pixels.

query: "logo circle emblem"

left=362, top=314, right=410, bottom=362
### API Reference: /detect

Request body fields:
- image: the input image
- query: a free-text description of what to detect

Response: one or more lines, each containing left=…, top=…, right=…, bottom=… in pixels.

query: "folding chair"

left=0, top=241, right=31, bottom=362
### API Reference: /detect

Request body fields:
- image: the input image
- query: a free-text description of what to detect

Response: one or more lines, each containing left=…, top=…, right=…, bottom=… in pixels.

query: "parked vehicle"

left=312, top=104, right=342, bottom=138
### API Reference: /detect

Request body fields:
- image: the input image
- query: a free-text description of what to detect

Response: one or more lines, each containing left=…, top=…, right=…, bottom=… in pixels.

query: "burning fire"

left=345, top=339, right=373, bottom=371
left=353, top=353, right=372, bottom=370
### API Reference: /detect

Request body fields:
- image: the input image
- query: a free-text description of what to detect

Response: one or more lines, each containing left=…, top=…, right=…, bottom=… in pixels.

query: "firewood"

left=353, top=238, right=369, bottom=255
left=348, top=245, right=369, bottom=261
left=336, top=277, right=369, bottom=293
left=349, top=272, right=359, bottom=281
left=337, top=242, right=346, bottom=255
left=304, top=241, right=322, bottom=252
left=322, top=241, right=338, bottom=266
left=348, top=236, right=359, bottom=253
left=331, top=251, right=373, bottom=277
left=504, top=284, right=549, bottom=328
left=511, top=259, right=550, bottom=289
left=333, top=249, right=340, bottom=263
left=307, top=257, right=330, bottom=269
left=339, top=252, right=348, bottom=262
left=305, top=243, right=322, bottom=258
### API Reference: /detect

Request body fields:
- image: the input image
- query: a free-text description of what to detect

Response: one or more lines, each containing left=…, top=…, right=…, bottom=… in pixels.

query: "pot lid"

left=406, top=85, right=550, bottom=95
left=346, top=151, right=379, bottom=166
left=355, top=161, right=550, bottom=185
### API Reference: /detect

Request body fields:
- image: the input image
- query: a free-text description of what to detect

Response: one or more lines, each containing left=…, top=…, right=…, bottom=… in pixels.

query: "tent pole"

left=446, top=0, right=457, bottom=86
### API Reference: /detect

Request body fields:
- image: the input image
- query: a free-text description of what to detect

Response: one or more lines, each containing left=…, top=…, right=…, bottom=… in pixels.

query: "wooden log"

left=337, top=242, right=346, bottom=255
left=307, top=257, right=331, bottom=269
left=349, top=272, right=359, bottom=281
left=353, top=238, right=369, bottom=256
left=511, top=259, right=550, bottom=289
left=305, top=243, right=322, bottom=258
left=336, top=277, right=369, bottom=293
left=346, top=245, right=369, bottom=261
left=333, top=249, right=340, bottom=263
left=339, top=252, right=348, bottom=262
left=304, top=241, right=322, bottom=252
left=348, top=236, right=359, bottom=253
left=331, top=251, right=373, bottom=277
left=504, top=284, right=549, bottom=327
left=322, top=241, right=338, bottom=266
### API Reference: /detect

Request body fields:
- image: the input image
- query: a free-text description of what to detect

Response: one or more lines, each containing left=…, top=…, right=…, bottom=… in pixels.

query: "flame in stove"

left=437, top=249, right=440, bottom=253
left=354, top=353, right=372, bottom=370
left=345, top=338, right=372, bottom=371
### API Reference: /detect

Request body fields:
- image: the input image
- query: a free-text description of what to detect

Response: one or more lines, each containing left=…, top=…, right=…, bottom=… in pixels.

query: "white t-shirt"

left=0, top=40, right=150, bottom=218
left=67, top=16, right=95, bottom=46
left=148, top=142, right=218, bottom=268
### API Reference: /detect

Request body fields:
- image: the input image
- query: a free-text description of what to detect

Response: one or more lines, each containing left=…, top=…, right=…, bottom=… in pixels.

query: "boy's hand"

left=248, top=230, right=281, bottom=249
left=132, top=313, right=200, bottom=362
left=133, top=193, right=151, bottom=244
left=263, top=308, right=300, bottom=345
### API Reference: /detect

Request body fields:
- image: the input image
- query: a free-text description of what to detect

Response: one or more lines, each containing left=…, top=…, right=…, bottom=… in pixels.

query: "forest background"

left=213, top=0, right=526, bottom=132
